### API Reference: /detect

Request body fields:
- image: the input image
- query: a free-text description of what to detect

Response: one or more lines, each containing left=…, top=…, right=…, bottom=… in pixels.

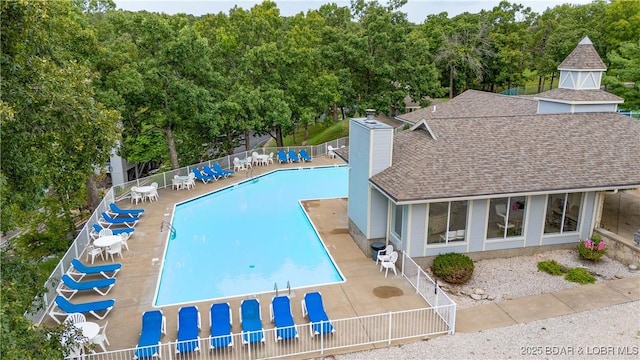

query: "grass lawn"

left=282, top=119, right=349, bottom=146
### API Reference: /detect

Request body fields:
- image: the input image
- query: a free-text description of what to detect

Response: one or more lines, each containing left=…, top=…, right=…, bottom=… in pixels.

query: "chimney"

left=365, top=109, right=376, bottom=120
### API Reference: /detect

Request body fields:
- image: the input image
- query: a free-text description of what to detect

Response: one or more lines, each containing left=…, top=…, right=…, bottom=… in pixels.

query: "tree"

left=435, top=14, right=494, bottom=98
left=1, top=0, right=120, bottom=234
left=604, top=40, right=640, bottom=110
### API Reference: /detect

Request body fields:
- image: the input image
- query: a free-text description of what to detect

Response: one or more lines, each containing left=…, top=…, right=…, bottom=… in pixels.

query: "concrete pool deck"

left=47, top=156, right=433, bottom=354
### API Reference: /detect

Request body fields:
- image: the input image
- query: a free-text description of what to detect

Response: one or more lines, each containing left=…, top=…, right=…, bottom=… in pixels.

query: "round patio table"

left=74, top=321, right=99, bottom=340
left=94, top=235, right=122, bottom=248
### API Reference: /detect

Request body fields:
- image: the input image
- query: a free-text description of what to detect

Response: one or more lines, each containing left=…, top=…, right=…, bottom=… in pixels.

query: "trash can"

left=371, top=242, right=386, bottom=262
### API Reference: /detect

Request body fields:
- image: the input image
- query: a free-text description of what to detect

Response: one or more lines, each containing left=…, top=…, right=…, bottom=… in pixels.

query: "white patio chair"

left=375, top=244, right=394, bottom=265
left=130, top=187, right=143, bottom=204
left=119, top=232, right=130, bottom=251
left=495, top=204, right=515, bottom=230
left=85, top=244, right=104, bottom=264
left=105, top=241, right=123, bottom=262
left=244, top=156, right=253, bottom=169
left=89, top=320, right=110, bottom=352
left=233, top=157, right=245, bottom=172
left=184, top=173, right=196, bottom=190
left=172, top=175, right=182, bottom=190
left=145, top=182, right=159, bottom=202
left=327, top=145, right=337, bottom=158
left=380, top=251, right=398, bottom=278
left=252, top=152, right=260, bottom=167
left=64, top=313, right=86, bottom=325
left=268, top=152, right=274, bottom=164
left=98, top=228, right=112, bottom=238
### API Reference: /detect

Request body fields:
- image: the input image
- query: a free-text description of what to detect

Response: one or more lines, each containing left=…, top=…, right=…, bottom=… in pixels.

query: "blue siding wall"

left=579, top=192, right=597, bottom=238
left=525, top=195, right=546, bottom=247
left=574, top=103, right=617, bottom=113
left=407, top=204, right=427, bottom=256
left=538, top=101, right=571, bottom=114
left=369, top=188, right=388, bottom=238
left=348, top=121, right=372, bottom=237
left=371, top=129, right=393, bottom=176
left=468, top=200, right=487, bottom=252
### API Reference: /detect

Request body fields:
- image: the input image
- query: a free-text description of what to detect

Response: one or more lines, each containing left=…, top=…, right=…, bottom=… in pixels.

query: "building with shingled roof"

left=344, top=37, right=640, bottom=258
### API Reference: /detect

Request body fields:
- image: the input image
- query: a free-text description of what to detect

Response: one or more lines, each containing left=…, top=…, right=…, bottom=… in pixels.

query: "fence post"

left=320, top=321, right=324, bottom=355
left=387, top=311, right=393, bottom=345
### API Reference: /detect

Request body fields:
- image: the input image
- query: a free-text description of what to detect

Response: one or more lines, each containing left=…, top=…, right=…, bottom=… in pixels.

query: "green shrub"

left=577, top=234, right=607, bottom=262
left=431, top=253, right=475, bottom=284
left=564, top=268, right=596, bottom=284
left=537, top=260, right=568, bottom=275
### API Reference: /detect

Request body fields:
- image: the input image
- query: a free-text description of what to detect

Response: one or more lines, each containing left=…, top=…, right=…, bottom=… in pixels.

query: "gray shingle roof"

left=396, top=90, right=538, bottom=124
left=370, top=112, right=640, bottom=203
left=535, top=88, right=623, bottom=103
left=558, top=36, right=606, bottom=70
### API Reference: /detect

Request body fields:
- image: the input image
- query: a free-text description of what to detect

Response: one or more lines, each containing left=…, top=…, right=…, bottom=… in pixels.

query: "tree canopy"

left=1, top=0, right=639, bottom=356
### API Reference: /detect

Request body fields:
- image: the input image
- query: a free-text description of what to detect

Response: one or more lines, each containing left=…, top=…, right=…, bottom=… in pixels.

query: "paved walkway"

left=455, top=276, right=640, bottom=333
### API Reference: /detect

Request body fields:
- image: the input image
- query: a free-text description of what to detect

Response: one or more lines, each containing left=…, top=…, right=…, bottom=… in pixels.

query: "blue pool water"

left=154, top=166, right=348, bottom=307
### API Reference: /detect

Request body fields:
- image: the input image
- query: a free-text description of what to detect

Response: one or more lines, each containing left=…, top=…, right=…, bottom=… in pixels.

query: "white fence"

left=27, top=139, right=350, bottom=325
left=66, top=307, right=451, bottom=360
left=62, top=251, right=455, bottom=360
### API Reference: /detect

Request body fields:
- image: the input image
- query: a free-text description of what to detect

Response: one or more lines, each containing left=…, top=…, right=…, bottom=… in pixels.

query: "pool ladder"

left=274, top=281, right=291, bottom=297
left=160, top=220, right=176, bottom=239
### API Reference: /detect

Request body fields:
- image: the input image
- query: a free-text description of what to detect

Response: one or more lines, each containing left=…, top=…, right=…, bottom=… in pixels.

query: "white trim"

left=409, top=119, right=438, bottom=140
left=365, top=185, right=371, bottom=238
left=406, top=204, right=412, bottom=254
left=558, top=67, right=607, bottom=72
left=385, top=184, right=639, bottom=205
left=534, top=97, right=623, bottom=105
left=466, top=200, right=472, bottom=253
left=423, top=203, right=429, bottom=256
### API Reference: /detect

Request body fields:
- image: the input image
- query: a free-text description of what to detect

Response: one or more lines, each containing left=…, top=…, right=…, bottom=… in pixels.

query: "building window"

left=392, top=204, right=403, bottom=238
left=545, top=193, right=582, bottom=234
left=488, top=197, right=527, bottom=239
left=427, top=201, right=468, bottom=244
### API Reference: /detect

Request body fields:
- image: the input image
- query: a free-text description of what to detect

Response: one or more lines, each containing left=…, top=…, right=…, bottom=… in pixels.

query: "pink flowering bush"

left=577, top=234, right=606, bottom=261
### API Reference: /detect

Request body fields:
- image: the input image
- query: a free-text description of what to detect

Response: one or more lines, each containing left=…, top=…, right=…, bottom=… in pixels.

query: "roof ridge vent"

left=409, top=118, right=437, bottom=140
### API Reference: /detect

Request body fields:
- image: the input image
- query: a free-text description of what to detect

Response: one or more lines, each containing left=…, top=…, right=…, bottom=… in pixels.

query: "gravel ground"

left=440, top=249, right=639, bottom=309
left=332, top=301, right=640, bottom=360
left=330, top=249, right=640, bottom=360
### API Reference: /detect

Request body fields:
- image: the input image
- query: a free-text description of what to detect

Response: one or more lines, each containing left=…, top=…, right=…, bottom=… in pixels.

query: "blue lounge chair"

left=277, top=150, right=288, bottom=164
left=49, top=295, right=115, bottom=324
left=99, top=212, right=139, bottom=229
left=270, top=295, right=298, bottom=341
left=240, top=299, right=265, bottom=345
left=209, top=302, right=233, bottom=350
left=68, top=258, right=121, bottom=280
left=57, top=274, right=115, bottom=298
left=213, top=163, right=234, bottom=177
left=298, top=149, right=312, bottom=162
left=202, top=165, right=222, bottom=180
left=302, top=292, right=335, bottom=337
left=107, top=202, right=144, bottom=218
left=192, top=168, right=215, bottom=184
left=176, top=305, right=201, bottom=354
left=134, top=310, right=166, bottom=359
left=92, top=223, right=134, bottom=239
left=288, top=149, right=300, bottom=163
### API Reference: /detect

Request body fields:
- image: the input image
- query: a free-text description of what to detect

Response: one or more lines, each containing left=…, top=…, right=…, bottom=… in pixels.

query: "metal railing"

left=67, top=302, right=453, bottom=360
left=400, top=251, right=456, bottom=334
left=61, top=250, right=455, bottom=360
left=27, top=139, right=349, bottom=324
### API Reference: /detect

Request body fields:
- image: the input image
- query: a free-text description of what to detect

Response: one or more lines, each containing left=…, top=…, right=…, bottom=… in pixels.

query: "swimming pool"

left=154, top=166, right=348, bottom=307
